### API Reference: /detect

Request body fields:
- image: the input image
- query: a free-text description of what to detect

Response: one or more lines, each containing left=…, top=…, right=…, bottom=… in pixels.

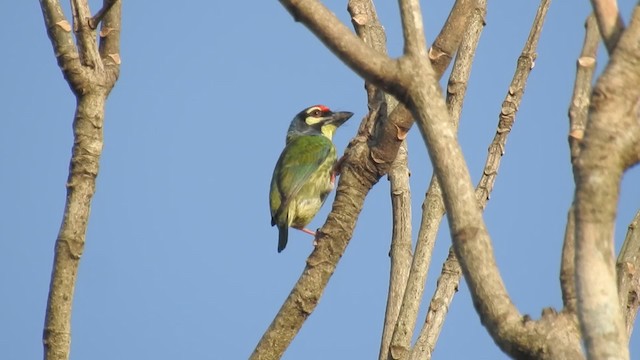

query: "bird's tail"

left=277, top=225, right=288, bottom=253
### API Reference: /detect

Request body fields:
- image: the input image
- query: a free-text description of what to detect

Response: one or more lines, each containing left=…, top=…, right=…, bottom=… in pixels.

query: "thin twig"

left=560, top=207, right=578, bottom=312
left=410, top=248, right=461, bottom=360
left=89, top=0, right=117, bottom=29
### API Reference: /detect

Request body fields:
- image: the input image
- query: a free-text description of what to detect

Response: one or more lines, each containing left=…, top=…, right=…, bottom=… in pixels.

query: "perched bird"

left=269, top=105, right=353, bottom=253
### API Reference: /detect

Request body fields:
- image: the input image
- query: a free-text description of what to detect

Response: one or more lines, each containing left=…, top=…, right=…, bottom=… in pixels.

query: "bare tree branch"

left=562, top=14, right=599, bottom=314
left=590, top=0, right=624, bottom=53
left=407, top=1, right=579, bottom=358
left=345, top=3, right=412, bottom=360
left=71, top=0, right=102, bottom=70
left=408, top=2, right=487, bottom=357
left=382, top=4, right=476, bottom=359
left=39, top=0, right=85, bottom=88
left=410, top=248, right=461, bottom=360
left=575, top=3, right=640, bottom=359
left=399, top=0, right=428, bottom=56
left=561, top=207, right=578, bottom=312
left=429, top=0, right=472, bottom=76
left=259, top=0, right=581, bottom=358
left=39, top=1, right=121, bottom=359
left=98, top=0, right=122, bottom=82
left=617, top=210, right=640, bottom=339
left=89, top=0, right=117, bottom=29
left=382, top=141, right=413, bottom=360
left=568, top=15, right=599, bottom=167
left=279, top=0, right=399, bottom=88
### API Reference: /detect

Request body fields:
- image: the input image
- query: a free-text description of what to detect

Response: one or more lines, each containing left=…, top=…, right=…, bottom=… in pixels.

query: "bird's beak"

left=324, top=111, right=353, bottom=127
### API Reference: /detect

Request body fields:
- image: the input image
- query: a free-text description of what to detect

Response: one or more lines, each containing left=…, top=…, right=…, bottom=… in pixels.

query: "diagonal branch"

left=71, top=0, right=102, bottom=70
left=279, top=0, right=400, bottom=89
left=567, top=14, right=599, bottom=167
left=38, top=0, right=85, bottom=89
left=89, top=0, right=117, bottom=29
left=429, top=0, right=473, bottom=76
left=590, top=0, right=624, bottom=53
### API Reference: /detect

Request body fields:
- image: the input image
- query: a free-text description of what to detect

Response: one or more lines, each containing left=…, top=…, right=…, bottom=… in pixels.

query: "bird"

left=269, top=105, right=353, bottom=253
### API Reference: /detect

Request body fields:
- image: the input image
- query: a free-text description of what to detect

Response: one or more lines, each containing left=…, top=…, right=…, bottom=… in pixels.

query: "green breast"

left=270, top=134, right=337, bottom=228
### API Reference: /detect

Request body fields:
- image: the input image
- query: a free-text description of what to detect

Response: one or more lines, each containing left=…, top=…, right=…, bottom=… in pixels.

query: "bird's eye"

left=312, top=109, right=322, bottom=117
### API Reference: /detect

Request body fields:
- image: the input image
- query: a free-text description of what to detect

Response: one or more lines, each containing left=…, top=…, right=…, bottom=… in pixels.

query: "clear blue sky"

left=1, top=1, right=639, bottom=359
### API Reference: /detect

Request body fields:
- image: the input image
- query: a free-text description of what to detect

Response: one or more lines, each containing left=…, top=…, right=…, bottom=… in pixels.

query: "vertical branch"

left=382, top=142, right=413, bottom=360
left=40, top=1, right=121, bottom=359
left=560, top=207, right=578, bottom=312
left=98, top=0, right=122, bottom=76
left=70, top=0, right=102, bottom=70
left=575, top=3, right=640, bottom=359
left=346, top=3, right=412, bottom=359
left=44, top=92, right=106, bottom=360
left=568, top=15, right=599, bottom=166
left=562, top=14, right=599, bottom=313
left=398, top=0, right=428, bottom=56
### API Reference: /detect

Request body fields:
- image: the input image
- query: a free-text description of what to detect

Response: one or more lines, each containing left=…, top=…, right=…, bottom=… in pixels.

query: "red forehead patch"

left=312, top=104, right=330, bottom=112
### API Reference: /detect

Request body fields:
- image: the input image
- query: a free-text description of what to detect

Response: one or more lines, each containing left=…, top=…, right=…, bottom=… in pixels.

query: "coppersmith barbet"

left=269, top=105, right=353, bottom=252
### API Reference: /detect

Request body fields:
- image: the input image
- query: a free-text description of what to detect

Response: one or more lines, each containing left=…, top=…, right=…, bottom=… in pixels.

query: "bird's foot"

left=298, top=227, right=316, bottom=236
left=293, top=227, right=319, bottom=247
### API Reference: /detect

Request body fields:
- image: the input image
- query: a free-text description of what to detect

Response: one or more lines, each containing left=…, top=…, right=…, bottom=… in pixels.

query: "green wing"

left=270, top=135, right=334, bottom=225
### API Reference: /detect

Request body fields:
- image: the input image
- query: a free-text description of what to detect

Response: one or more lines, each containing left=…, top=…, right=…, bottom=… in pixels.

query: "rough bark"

left=39, top=1, right=121, bottom=359
left=575, top=3, right=640, bottom=359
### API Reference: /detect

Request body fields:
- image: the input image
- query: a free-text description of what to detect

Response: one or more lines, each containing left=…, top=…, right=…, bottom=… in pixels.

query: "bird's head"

left=287, top=105, right=353, bottom=141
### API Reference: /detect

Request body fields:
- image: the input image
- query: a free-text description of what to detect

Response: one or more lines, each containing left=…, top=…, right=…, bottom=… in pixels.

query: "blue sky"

left=1, top=1, right=639, bottom=359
